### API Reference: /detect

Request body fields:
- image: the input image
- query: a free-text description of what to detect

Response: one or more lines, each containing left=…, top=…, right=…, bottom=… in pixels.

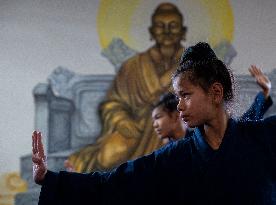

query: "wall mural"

left=98, top=0, right=236, bottom=66
left=1, top=1, right=237, bottom=204
left=68, top=1, right=237, bottom=173
left=97, top=0, right=234, bottom=50
left=0, top=173, right=27, bottom=205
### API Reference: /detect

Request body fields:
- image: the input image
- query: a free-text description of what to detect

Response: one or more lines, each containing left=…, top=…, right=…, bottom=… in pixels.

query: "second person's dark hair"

left=153, top=92, right=178, bottom=113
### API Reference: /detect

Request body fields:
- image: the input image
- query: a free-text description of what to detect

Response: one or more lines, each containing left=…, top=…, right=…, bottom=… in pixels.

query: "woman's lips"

left=181, top=115, right=189, bottom=121
left=155, top=129, right=162, bottom=134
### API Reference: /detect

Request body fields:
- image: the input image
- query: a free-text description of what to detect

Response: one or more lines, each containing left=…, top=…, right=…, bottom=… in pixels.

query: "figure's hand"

left=32, top=131, right=47, bottom=185
left=160, top=69, right=173, bottom=88
left=249, top=65, right=271, bottom=99
left=64, top=159, right=75, bottom=172
left=117, top=120, right=140, bottom=138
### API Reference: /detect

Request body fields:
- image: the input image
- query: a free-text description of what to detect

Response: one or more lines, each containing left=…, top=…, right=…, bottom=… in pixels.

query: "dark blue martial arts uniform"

left=240, top=92, right=273, bottom=121
left=38, top=92, right=275, bottom=205
left=39, top=117, right=276, bottom=205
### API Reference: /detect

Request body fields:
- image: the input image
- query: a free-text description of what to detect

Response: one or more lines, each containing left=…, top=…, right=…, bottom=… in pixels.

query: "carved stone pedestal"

left=15, top=68, right=114, bottom=205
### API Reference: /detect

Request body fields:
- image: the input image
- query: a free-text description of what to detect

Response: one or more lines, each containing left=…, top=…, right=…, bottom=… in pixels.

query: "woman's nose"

left=177, top=99, right=185, bottom=112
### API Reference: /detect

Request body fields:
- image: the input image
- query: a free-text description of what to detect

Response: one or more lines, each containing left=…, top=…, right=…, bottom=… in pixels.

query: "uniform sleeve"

left=240, top=92, right=273, bottom=121
left=261, top=116, right=276, bottom=181
left=262, top=116, right=276, bottom=158
left=38, top=170, right=108, bottom=205
left=38, top=146, right=172, bottom=205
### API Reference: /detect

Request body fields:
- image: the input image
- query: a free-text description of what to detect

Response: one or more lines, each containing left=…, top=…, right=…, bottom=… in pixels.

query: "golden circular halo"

left=97, top=0, right=234, bottom=50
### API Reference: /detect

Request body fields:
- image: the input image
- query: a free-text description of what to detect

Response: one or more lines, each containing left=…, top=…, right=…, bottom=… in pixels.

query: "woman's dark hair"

left=172, top=42, right=234, bottom=102
left=153, top=92, right=179, bottom=113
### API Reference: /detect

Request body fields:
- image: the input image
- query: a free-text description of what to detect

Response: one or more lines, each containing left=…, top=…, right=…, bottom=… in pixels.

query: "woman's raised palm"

left=32, top=131, right=47, bottom=185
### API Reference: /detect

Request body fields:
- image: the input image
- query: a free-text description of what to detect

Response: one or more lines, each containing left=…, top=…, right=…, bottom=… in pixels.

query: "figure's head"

left=172, top=42, right=234, bottom=128
left=152, top=92, right=182, bottom=142
left=149, top=3, right=187, bottom=47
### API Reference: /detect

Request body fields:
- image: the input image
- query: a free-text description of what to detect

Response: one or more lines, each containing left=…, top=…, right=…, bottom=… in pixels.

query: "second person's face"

left=152, top=106, right=177, bottom=141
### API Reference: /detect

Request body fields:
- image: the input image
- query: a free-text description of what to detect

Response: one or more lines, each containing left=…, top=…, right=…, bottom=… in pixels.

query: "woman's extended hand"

left=32, top=131, right=47, bottom=185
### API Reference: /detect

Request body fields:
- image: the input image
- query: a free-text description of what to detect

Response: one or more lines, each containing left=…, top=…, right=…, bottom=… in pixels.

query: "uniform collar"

left=192, top=118, right=237, bottom=162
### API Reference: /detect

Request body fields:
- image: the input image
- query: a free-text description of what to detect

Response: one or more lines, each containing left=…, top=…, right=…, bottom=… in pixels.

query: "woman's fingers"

left=32, top=131, right=46, bottom=163
left=32, top=132, right=35, bottom=154
left=32, top=131, right=48, bottom=185
left=249, top=65, right=256, bottom=77
left=37, top=132, right=45, bottom=158
left=32, top=131, right=38, bottom=154
left=249, top=65, right=264, bottom=78
left=253, top=65, right=262, bottom=75
left=32, top=155, right=43, bottom=164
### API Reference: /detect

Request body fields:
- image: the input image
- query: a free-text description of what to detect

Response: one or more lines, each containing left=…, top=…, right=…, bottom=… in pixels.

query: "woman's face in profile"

left=173, top=75, right=215, bottom=128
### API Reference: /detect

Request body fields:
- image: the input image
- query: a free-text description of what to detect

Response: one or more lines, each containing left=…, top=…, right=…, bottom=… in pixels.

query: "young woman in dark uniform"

left=32, top=42, right=276, bottom=205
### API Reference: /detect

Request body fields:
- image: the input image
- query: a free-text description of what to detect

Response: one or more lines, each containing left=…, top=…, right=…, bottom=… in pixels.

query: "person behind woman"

left=152, top=65, right=273, bottom=144
left=151, top=92, right=188, bottom=144
left=67, top=3, right=187, bottom=172
left=32, top=42, right=276, bottom=205
left=66, top=71, right=273, bottom=172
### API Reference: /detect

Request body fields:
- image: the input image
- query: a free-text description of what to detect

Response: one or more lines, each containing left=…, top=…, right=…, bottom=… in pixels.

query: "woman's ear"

left=211, top=82, right=224, bottom=104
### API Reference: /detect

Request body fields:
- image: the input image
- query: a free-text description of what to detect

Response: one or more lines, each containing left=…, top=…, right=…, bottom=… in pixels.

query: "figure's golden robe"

left=69, top=46, right=184, bottom=172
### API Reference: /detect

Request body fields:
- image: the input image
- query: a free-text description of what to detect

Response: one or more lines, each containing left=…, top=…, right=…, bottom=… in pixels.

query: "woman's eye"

left=155, top=115, right=162, bottom=119
left=182, top=94, right=191, bottom=99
